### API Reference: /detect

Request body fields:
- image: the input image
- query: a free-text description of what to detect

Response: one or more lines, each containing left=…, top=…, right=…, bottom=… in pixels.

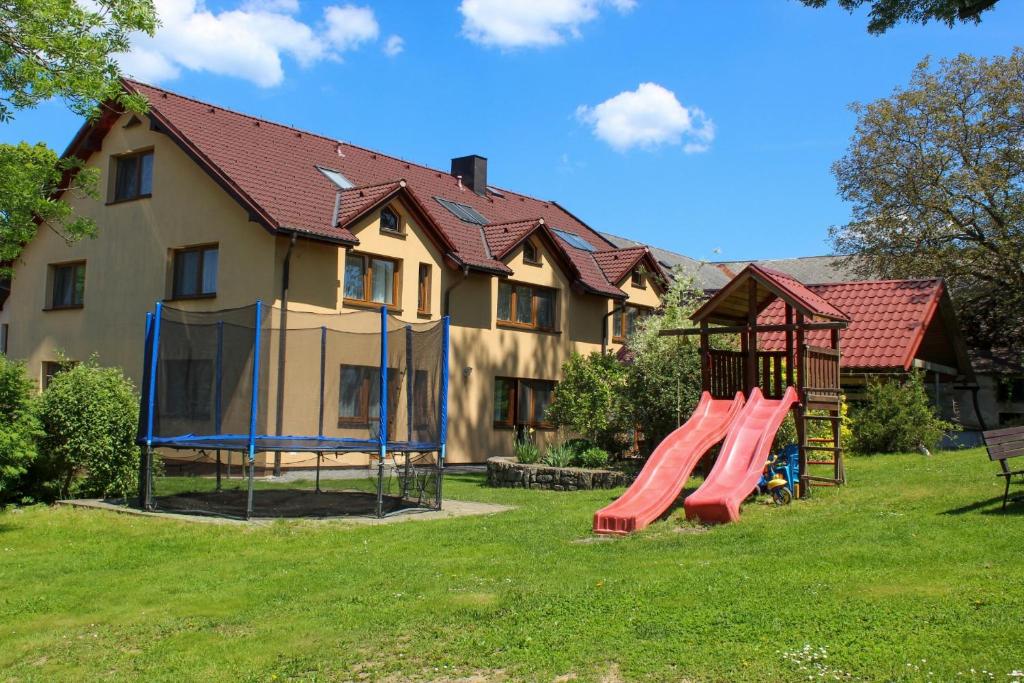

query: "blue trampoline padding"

left=143, top=434, right=442, bottom=453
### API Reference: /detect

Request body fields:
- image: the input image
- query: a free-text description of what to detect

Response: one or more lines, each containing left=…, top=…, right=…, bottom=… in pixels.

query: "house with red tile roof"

left=0, top=80, right=667, bottom=468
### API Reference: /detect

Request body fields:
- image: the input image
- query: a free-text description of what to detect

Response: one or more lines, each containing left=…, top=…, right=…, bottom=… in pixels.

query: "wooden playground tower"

left=664, top=265, right=850, bottom=494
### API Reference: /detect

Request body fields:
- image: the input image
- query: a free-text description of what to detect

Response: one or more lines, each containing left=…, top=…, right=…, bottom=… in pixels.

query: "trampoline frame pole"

left=246, top=300, right=264, bottom=520
left=139, top=311, right=154, bottom=509
left=406, top=324, right=414, bottom=447
left=318, top=326, right=326, bottom=439
left=215, top=320, right=224, bottom=493
left=376, top=306, right=388, bottom=518
left=144, top=303, right=163, bottom=511
left=437, top=315, right=450, bottom=509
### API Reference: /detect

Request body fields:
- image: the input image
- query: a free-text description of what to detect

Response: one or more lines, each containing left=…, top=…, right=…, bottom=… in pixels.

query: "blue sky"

left=3, top=0, right=1022, bottom=261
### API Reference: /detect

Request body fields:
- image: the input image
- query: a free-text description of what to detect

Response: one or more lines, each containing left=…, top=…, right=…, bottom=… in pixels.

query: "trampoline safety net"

left=137, top=301, right=450, bottom=519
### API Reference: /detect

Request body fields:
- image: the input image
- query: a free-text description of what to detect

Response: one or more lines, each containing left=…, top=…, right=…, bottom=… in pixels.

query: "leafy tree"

left=830, top=50, right=1024, bottom=356
left=850, top=371, right=958, bottom=454
left=547, top=351, right=631, bottom=454
left=0, top=354, right=42, bottom=503
left=1, top=0, right=156, bottom=273
left=0, top=143, right=101, bottom=277
left=0, top=0, right=155, bottom=122
left=622, top=272, right=713, bottom=448
left=798, top=0, right=1000, bottom=34
left=35, top=358, right=141, bottom=499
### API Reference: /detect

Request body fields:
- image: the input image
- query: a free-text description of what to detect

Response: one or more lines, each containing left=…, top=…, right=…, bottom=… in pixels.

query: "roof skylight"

left=434, top=196, right=489, bottom=225
left=552, top=228, right=597, bottom=252
left=317, top=166, right=354, bottom=189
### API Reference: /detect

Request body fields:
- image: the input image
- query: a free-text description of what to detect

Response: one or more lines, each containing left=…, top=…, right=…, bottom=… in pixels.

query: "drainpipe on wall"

left=273, top=232, right=298, bottom=477
left=601, top=304, right=624, bottom=355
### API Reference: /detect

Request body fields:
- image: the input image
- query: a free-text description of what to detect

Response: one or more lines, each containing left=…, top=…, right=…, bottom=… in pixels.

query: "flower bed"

left=486, top=457, right=626, bottom=491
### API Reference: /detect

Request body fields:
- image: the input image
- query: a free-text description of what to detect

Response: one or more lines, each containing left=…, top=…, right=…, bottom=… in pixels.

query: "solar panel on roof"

left=434, top=196, right=489, bottom=225
left=316, top=166, right=354, bottom=189
left=552, top=228, right=597, bottom=252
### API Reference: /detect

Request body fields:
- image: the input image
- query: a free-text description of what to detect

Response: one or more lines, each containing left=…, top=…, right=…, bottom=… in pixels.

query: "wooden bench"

left=982, top=426, right=1024, bottom=510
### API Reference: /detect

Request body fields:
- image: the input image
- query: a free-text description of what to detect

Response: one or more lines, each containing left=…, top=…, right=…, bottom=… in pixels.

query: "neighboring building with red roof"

left=0, top=80, right=668, bottom=468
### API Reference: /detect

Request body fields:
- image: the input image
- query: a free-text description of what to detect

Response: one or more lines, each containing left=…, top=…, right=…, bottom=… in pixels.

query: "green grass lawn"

left=1, top=449, right=1023, bottom=682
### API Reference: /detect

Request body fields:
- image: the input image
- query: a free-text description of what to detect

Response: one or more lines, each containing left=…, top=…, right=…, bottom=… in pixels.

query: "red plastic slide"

left=593, top=391, right=744, bottom=535
left=684, top=386, right=799, bottom=524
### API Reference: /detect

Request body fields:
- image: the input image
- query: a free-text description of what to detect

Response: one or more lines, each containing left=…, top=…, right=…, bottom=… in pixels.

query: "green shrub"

left=564, top=438, right=594, bottom=457
left=576, top=446, right=610, bottom=469
left=0, top=355, right=42, bottom=504
left=514, top=438, right=540, bottom=464
left=547, top=352, right=630, bottom=454
left=850, top=371, right=958, bottom=455
left=543, top=442, right=575, bottom=468
left=35, top=359, right=141, bottom=499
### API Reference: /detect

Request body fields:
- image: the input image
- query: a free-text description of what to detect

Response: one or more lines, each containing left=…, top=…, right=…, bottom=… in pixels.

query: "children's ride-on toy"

left=756, top=444, right=799, bottom=505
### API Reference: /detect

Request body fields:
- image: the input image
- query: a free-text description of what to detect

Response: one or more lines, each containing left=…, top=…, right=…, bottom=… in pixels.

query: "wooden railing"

left=756, top=351, right=788, bottom=399
left=705, top=349, right=744, bottom=399
left=801, top=344, right=841, bottom=407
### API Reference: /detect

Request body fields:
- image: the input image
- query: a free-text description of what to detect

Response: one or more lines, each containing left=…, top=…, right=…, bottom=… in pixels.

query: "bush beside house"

left=850, top=371, right=958, bottom=455
left=1, top=355, right=142, bottom=505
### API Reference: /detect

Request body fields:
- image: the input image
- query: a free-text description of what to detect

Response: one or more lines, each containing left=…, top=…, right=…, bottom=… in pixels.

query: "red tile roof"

left=691, top=263, right=849, bottom=324
left=482, top=219, right=544, bottom=260
left=593, top=247, right=648, bottom=286
left=117, top=80, right=641, bottom=298
left=753, top=265, right=850, bottom=322
left=759, top=279, right=946, bottom=370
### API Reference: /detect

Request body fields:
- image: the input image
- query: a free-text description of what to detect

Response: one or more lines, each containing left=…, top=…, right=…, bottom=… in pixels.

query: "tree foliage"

left=621, top=272, right=708, bottom=448
left=830, top=49, right=1024, bottom=355
left=798, top=0, right=1000, bottom=34
left=1, top=0, right=156, bottom=273
left=547, top=351, right=631, bottom=454
left=850, top=371, right=958, bottom=454
left=0, top=142, right=101, bottom=277
left=0, top=354, right=42, bottom=503
left=35, top=358, right=141, bottom=500
left=0, top=0, right=156, bottom=122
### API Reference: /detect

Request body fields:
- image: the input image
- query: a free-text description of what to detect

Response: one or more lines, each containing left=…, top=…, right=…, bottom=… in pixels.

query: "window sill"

left=416, top=310, right=432, bottom=319
left=522, top=259, right=542, bottom=267
left=106, top=194, right=152, bottom=206
left=43, top=304, right=84, bottom=312
left=344, top=299, right=402, bottom=314
left=496, top=321, right=560, bottom=335
left=168, top=293, right=217, bottom=302
left=380, top=229, right=406, bottom=239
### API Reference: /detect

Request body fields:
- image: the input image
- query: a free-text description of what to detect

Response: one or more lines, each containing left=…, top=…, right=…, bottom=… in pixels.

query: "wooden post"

left=795, top=312, right=807, bottom=497
left=745, top=279, right=757, bottom=394
left=700, top=321, right=710, bottom=394
left=785, top=304, right=794, bottom=388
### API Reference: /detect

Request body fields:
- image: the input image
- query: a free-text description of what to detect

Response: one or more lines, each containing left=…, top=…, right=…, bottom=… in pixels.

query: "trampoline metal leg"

left=216, top=450, right=222, bottom=492
left=246, top=457, right=255, bottom=520
left=143, top=446, right=155, bottom=511
left=375, top=454, right=385, bottom=518
left=315, top=452, right=322, bottom=493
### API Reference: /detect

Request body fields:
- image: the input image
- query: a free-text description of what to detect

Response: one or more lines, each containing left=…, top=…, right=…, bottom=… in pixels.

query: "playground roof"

left=690, top=263, right=850, bottom=325
left=758, top=279, right=973, bottom=376
left=60, top=79, right=668, bottom=301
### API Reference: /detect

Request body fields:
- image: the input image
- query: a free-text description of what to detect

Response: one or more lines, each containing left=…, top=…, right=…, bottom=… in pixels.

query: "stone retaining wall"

left=486, top=457, right=627, bottom=491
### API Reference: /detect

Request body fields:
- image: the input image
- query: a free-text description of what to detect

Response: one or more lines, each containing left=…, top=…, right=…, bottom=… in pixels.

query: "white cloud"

left=575, top=82, right=714, bottom=153
left=459, top=0, right=635, bottom=49
left=323, top=4, right=379, bottom=51
left=383, top=34, right=404, bottom=57
left=118, top=0, right=383, bottom=87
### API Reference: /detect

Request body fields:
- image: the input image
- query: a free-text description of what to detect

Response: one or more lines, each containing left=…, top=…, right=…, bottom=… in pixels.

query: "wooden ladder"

left=800, top=409, right=845, bottom=487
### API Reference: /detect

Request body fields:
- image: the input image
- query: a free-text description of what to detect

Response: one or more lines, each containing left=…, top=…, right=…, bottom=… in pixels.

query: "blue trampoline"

left=137, top=300, right=450, bottom=519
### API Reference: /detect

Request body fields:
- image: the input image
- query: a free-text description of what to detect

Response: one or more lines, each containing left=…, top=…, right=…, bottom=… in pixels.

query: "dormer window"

left=631, top=267, right=645, bottom=289
left=380, top=206, right=401, bottom=234
left=523, top=240, right=539, bottom=265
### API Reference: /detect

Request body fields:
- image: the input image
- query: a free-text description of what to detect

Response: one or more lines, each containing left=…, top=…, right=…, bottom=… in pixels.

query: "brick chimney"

left=450, top=155, right=487, bottom=195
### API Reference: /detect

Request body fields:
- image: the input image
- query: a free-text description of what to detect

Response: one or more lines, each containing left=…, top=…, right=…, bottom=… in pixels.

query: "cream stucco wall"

left=0, top=113, right=278, bottom=390
left=0, top=119, right=665, bottom=466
